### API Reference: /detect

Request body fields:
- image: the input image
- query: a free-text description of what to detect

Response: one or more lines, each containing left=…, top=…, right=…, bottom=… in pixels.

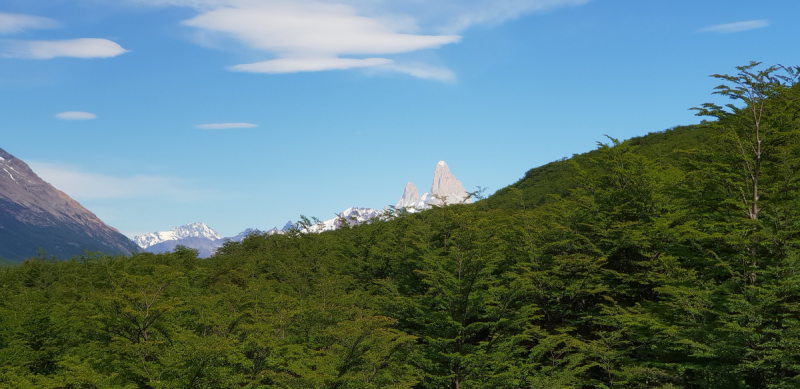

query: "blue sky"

left=2, top=0, right=799, bottom=238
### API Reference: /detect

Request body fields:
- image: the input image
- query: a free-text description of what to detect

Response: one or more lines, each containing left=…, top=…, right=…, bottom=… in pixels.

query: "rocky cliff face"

left=0, top=147, right=141, bottom=261
left=396, top=161, right=471, bottom=210
left=396, top=182, right=422, bottom=209
left=427, top=161, right=472, bottom=206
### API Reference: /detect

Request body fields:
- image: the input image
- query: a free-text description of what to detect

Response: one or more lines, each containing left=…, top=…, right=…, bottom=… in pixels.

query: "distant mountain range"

left=134, top=223, right=284, bottom=258
left=0, top=147, right=140, bottom=261
left=0, top=148, right=471, bottom=262
left=134, top=161, right=472, bottom=257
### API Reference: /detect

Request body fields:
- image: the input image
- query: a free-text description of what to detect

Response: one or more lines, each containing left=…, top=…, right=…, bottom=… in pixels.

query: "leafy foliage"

left=3, top=63, right=800, bottom=388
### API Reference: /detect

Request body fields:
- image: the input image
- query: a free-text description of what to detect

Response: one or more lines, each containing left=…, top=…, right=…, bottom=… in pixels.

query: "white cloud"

left=28, top=162, right=200, bottom=201
left=1, top=38, right=128, bottom=59
left=414, top=0, right=592, bottom=33
left=128, top=0, right=587, bottom=79
left=196, top=122, right=258, bottom=129
left=701, top=20, right=770, bottom=33
left=230, top=57, right=391, bottom=73
left=183, top=3, right=461, bottom=56
left=378, top=62, right=456, bottom=82
left=55, top=111, right=98, bottom=120
left=0, top=12, right=59, bottom=34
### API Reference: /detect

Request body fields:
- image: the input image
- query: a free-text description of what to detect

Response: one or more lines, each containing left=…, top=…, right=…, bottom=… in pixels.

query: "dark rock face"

left=0, top=147, right=141, bottom=261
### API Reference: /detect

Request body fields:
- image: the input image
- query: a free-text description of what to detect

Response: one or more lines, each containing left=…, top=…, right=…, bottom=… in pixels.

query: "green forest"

left=2, top=62, right=800, bottom=388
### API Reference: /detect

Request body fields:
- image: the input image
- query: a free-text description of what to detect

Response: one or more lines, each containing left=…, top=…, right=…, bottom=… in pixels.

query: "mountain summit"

left=427, top=161, right=472, bottom=206
left=134, top=222, right=221, bottom=249
left=397, top=182, right=422, bottom=209
left=0, top=147, right=140, bottom=261
left=134, top=223, right=228, bottom=258
left=396, top=161, right=471, bottom=210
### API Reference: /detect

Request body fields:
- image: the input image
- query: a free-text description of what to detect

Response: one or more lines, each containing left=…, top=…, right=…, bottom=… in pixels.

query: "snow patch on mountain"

left=301, top=207, right=383, bottom=233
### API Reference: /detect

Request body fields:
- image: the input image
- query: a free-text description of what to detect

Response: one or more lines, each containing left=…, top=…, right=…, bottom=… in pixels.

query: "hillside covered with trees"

left=2, top=62, right=800, bottom=388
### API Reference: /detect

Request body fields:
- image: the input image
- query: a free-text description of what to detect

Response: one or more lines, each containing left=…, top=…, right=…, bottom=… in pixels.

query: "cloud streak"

left=229, top=57, right=391, bottom=73
left=196, top=122, right=258, bottom=129
left=0, top=12, right=59, bottom=34
left=55, top=111, right=98, bottom=120
left=378, top=62, right=456, bottom=82
left=1, top=38, right=129, bottom=59
left=701, top=20, right=770, bottom=33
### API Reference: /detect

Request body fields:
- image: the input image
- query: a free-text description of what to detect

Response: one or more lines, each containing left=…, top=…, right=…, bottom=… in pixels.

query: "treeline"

left=2, top=63, right=800, bottom=388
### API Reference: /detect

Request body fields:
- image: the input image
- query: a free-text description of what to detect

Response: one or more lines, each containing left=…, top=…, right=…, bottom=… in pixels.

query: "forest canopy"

left=2, top=62, right=800, bottom=388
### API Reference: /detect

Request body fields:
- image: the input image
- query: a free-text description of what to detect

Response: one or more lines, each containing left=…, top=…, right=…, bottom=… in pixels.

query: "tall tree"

left=691, top=62, right=800, bottom=221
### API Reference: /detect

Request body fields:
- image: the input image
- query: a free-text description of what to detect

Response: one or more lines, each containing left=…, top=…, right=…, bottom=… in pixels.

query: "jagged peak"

left=428, top=160, right=471, bottom=206
left=404, top=181, right=419, bottom=194
left=397, top=181, right=422, bottom=209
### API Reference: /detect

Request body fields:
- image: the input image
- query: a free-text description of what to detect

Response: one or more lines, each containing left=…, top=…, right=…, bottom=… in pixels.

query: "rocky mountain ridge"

left=0, top=147, right=140, bottom=261
left=396, top=160, right=472, bottom=210
left=134, top=160, right=471, bottom=257
left=134, top=223, right=287, bottom=258
left=134, top=222, right=222, bottom=249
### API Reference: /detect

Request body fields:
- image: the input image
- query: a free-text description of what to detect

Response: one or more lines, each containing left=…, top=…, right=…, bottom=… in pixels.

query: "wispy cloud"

left=377, top=62, right=456, bottom=82
left=183, top=1, right=460, bottom=76
left=55, top=111, right=98, bottom=120
left=1, top=38, right=129, bottom=59
left=128, top=0, right=588, bottom=79
left=0, top=12, right=59, bottom=34
left=28, top=162, right=202, bottom=201
left=229, top=57, right=391, bottom=73
left=701, top=20, right=770, bottom=33
left=196, top=122, right=258, bottom=129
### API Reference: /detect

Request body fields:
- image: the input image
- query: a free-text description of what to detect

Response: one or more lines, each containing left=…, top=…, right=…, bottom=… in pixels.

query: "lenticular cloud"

left=0, top=12, right=59, bottom=34
left=181, top=1, right=460, bottom=76
left=195, top=123, right=258, bottom=129
left=55, top=111, right=98, bottom=120
left=2, top=38, right=128, bottom=59
left=139, top=0, right=590, bottom=79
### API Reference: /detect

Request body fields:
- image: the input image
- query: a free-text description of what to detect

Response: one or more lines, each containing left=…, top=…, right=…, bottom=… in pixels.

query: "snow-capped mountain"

left=396, top=161, right=472, bottom=210
left=303, top=207, right=384, bottom=233
left=134, top=222, right=221, bottom=249
left=397, top=182, right=424, bottom=209
left=134, top=160, right=471, bottom=258
left=133, top=222, right=291, bottom=257
left=227, top=228, right=259, bottom=242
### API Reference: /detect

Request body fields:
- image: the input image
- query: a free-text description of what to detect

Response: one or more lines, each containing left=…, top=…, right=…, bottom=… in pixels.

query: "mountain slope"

left=0, top=148, right=140, bottom=261
left=487, top=125, right=711, bottom=209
